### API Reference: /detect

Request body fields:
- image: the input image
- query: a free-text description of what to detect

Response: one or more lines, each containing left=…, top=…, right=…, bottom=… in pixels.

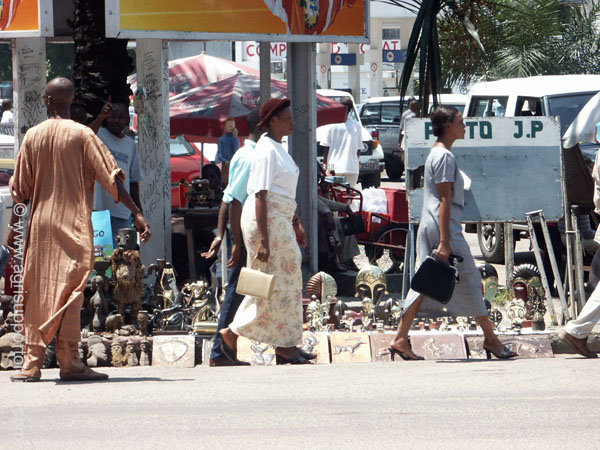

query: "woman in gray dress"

left=389, top=106, right=517, bottom=360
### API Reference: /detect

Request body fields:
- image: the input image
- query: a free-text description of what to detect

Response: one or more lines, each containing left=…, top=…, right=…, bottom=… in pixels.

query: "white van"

left=359, top=94, right=467, bottom=180
left=316, top=89, right=384, bottom=188
left=464, top=75, right=600, bottom=262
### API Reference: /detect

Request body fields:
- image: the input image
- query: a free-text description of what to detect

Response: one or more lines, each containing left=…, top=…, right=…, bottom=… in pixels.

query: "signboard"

left=331, top=53, right=356, bottom=66
left=0, top=0, right=53, bottom=38
left=382, top=39, right=401, bottom=50
left=330, top=42, right=369, bottom=54
left=382, top=50, right=406, bottom=63
left=106, top=0, right=369, bottom=43
left=243, top=41, right=288, bottom=61
left=405, top=117, right=564, bottom=223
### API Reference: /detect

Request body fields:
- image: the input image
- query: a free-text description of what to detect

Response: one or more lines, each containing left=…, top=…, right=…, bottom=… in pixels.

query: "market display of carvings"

left=466, top=335, right=554, bottom=359
left=330, top=332, right=371, bottom=363
left=301, top=331, right=330, bottom=364
left=152, top=335, right=196, bottom=368
left=355, top=265, right=401, bottom=328
left=0, top=226, right=561, bottom=369
left=111, top=249, right=145, bottom=323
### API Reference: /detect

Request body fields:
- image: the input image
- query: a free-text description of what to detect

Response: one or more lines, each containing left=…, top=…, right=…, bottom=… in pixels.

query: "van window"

left=469, top=96, right=508, bottom=117
left=516, top=97, right=542, bottom=116
left=360, top=103, right=381, bottom=125
left=428, top=103, right=466, bottom=114
left=547, top=92, right=596, bottom=136
left=381, top=103, right=401, bottom=124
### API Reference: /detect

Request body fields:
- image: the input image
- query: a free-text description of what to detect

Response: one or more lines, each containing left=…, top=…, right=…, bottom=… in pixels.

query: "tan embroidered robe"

left=10, top=119, right=125, bottom=346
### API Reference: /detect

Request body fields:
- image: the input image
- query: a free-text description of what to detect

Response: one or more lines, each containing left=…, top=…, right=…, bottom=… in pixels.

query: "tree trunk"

left=71, top=0, right=133, bottom=117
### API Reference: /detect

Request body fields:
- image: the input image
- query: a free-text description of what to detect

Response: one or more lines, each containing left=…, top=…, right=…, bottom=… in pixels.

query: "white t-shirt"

left=1, top=110, right=14, bottom=124
left=93, top=127, right=143, bottom=219
left=321, top=117, right=362, bottom=174
left=247, top=135, right=299, bottom=199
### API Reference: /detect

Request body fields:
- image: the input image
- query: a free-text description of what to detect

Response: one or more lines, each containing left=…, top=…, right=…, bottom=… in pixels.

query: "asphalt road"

left=2, top=356, right=598, bottom=450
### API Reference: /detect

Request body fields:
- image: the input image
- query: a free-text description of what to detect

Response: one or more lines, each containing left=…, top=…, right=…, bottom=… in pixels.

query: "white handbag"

left=236, top=259, right=274, bottom=300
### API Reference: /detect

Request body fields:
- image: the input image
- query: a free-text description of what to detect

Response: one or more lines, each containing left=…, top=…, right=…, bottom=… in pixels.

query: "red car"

left=170, top=136, right=210, bottom=209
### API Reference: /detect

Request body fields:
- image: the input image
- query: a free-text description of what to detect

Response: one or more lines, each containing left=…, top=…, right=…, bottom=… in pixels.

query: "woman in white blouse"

left=219, top=98, right=313, bottom=365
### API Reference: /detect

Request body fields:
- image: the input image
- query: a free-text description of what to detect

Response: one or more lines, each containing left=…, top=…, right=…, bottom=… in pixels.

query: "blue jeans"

left=210, top=246, right=247, bottom=361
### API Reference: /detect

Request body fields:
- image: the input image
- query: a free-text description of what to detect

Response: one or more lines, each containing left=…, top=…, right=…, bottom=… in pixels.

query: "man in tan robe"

left=7, top=78, right=151, bottom=382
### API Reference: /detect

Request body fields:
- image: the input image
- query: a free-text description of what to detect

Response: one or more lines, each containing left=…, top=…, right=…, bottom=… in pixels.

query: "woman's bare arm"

left=436, top=181, right=452, bottom=261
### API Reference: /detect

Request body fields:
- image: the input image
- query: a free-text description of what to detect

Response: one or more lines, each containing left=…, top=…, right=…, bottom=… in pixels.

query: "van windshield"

left=547, top=92, right=597, bottom=137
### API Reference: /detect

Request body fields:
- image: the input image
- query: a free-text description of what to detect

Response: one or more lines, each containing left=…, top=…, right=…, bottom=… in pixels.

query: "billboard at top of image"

left=0, top=0, right=49, bottom=37
left=107, top=0, right=368, bottom=42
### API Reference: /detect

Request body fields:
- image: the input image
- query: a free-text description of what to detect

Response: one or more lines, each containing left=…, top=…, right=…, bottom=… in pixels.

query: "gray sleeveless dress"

left=403, top=145, right=487, bottom=317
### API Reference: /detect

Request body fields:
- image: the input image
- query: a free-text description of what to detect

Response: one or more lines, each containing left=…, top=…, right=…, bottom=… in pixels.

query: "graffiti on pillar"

left=138, top=47, right=170, bottom=219
left=16, top=42, right=46, bottom=139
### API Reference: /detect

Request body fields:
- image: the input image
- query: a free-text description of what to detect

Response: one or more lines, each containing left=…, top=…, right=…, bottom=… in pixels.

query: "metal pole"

left=537, top=210, right=570, bottom=321
left=259, top=42, right=271, bottom=104
left=571, top=207, right=586, bottom=313
left=525, top=213, right=559, bottom=326
left=288, top=42, right=318, bottom=273
left=504, top=223, right=514, bottom=290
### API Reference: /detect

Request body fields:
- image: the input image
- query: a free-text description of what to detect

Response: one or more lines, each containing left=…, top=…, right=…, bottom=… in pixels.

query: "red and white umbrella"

left=128, top=53, right=259, bottom=97
left=170, top=74, right=347, bottom=137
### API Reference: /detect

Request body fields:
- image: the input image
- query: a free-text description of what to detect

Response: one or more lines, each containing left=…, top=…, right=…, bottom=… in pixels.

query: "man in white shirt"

left=321, top=99, right=362, bottom=187
left=92, top=102, right=144, bottom=245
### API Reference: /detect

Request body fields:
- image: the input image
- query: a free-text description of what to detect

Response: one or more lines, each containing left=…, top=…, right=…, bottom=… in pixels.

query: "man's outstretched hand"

left=134, top=212, right=151, bottom=243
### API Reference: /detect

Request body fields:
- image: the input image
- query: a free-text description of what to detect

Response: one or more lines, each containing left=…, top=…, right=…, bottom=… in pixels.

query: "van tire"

left=477, top=223, right=505, bottom=264
left=385, top=161, right=404, bottom=181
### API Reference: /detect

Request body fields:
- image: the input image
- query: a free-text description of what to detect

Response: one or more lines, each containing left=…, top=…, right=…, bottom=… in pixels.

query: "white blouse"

left=247, top=135, right=299, bottom=199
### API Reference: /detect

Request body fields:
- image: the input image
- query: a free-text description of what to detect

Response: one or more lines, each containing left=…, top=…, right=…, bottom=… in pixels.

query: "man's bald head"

left=45, top=77, right=74, bottom=105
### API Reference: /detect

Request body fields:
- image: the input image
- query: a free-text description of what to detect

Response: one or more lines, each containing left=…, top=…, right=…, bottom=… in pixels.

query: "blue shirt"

left=222, top=139, right=256, bottom=205
left=215, top=133, right=240, bottom=163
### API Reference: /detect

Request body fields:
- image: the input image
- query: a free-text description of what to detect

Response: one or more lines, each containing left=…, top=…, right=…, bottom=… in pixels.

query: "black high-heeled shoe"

left=275, top=354, right=311, bottom=365
left=296, top=347, right=317, bottom=360
left=483, top=345, right=518, bottom=360
left=388, top=346, right=424, bottom=361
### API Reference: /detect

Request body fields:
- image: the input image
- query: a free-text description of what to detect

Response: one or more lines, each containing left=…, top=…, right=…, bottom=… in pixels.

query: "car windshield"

left=547, top=92, right=597, bottom=137
left=170, top=137, right=195, bottom=157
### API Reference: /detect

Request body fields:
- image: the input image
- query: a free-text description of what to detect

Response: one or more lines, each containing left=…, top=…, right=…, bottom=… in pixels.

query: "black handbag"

left=410, top=251, right=464, bottom=304
left=339, top=214, right=366, bottom=236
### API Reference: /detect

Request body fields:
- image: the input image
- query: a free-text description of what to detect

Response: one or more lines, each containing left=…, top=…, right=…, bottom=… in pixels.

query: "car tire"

left=477, top=223, right=505, bottom=264
left=385, top=161, right=404, bottom=181
left=360, top=172, right=381, bottom=189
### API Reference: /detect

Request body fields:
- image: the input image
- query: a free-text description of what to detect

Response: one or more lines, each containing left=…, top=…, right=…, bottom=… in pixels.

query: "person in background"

left=321, top=99, right=362, bottom=188
left=215, top=117, right=240, bottom=186
left=557, top=145, right=600, bottom=358
left=91, top=100, right=144, bottom=247
left=70, top=102, right=88, bottom=125
left=219, top=98, right=311, bottom=365
left=1, top=99, right=14, bottom=124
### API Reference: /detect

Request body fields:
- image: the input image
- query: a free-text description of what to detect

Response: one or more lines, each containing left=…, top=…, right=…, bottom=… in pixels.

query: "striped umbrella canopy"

left=170, top=74, right=348, bottom=137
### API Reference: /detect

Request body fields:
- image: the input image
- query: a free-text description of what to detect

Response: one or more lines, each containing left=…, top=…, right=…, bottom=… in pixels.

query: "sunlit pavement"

left=2, top=356, right=599, bottom=450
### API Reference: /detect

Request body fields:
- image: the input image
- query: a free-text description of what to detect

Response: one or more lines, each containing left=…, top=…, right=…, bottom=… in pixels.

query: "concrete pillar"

left=12, top=38, right=47, bottom=154
left=347, top=44, right=361, bottom=102
left=135, top=39, right=171, bottom=267
left=259, top=42, right=271, bottom=104
left=287, top=42, right=318, bottom=274
left=366, top=49, right=383, bottom=98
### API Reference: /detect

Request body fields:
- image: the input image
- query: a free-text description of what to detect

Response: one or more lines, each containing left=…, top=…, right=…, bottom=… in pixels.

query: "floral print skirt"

left=229, top=192, right=303, bottom=347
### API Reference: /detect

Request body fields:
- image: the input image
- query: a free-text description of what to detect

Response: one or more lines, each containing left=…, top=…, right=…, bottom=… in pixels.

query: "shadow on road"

left=53, top=377, right=194, bottom=385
